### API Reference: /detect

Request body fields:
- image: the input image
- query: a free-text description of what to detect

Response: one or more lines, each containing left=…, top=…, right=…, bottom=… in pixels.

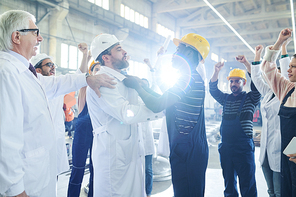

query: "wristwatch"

left=85, top=72, right=90, bottom=78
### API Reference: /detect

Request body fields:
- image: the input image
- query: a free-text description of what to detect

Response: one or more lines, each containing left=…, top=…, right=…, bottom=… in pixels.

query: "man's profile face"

left=36, top=59, right=55, bottom=76
left=109, top=44, right=129, bottom=70
left=172, top=43, right=189, bottom=69
left=229, top=77, right=245, bottom=94
left=20, top=20, right=43, bottom=60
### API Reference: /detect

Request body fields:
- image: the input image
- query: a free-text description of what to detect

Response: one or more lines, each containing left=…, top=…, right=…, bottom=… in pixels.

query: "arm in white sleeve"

left=279, top=56, right=290, bottom=79
left=88, top=84, right=162, bottom=125
left=261, top=46, right=294, bottom=101
left=251, top=63, right=271, bottom=96
left=0, top=71, right=25, bottom=196
left=39, top=73, right=87, bottom=100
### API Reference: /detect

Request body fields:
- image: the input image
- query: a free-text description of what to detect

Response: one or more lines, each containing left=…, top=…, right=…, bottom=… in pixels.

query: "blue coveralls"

left=166, top=70, right=209, bottom=197
left=219, top=94, right=257, bottom=197
left=68, top=103, right=94, bottom=197
left=278, top=88, right=296, bottom=197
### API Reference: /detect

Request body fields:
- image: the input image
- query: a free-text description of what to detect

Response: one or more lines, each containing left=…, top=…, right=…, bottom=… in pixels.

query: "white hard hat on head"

left=90, top=34, right=121, bottom=61
left=30, top=53, right=53, bottom=68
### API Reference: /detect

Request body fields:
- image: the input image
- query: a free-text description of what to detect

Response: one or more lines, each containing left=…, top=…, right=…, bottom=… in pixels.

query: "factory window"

left=60, top=43, right=83, bottom=70
left=88, top=0, right=109, bottom=10
left=120, top=4, right=148, bottom=29
left=61, top=43, right=68, bottom=68
left=211, top=53, right=219, bottom=62
left=128, top=60, right=149, bottom=80
left=156, top=24, right=174, bottom=38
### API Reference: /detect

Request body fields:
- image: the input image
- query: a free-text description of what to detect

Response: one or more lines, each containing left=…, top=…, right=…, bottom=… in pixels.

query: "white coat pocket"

left=23, top=146, right=50, bottom=196
left=115, top=133, right=134, bottom=168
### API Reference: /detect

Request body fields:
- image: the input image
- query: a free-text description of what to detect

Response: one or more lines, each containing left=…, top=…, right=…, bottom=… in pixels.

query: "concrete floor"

left=57, top=121, right=269, bottom=197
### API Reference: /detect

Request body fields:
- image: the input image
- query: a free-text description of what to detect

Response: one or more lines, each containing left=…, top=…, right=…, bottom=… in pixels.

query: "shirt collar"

left=100, top=66, right=126, bottom=81
left=8, top=50, right=30, bottom=72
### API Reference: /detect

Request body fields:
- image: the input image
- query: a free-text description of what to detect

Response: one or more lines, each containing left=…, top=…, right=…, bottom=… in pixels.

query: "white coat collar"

left=100, top=66, right=126, bottom=82
left=7, top=50, right=31, bottom=73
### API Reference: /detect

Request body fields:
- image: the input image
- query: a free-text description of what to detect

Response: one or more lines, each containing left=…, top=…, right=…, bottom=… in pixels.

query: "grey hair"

left=0, top=10, right=36, bottom=51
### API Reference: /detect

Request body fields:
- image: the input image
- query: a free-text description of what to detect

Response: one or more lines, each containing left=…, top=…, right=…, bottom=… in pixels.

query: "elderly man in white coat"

left=0, top=10, right=115, bottom=197
left=86, top=34, right=163, bottom=197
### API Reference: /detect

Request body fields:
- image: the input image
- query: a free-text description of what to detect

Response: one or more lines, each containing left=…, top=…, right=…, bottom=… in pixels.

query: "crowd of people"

left=0, top=9, right=296, bottom=197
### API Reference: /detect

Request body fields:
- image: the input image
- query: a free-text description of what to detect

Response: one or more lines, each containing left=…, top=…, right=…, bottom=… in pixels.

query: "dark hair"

left=293, top=54, right=296, bottom=59
left=96, top=43, right=119, bottom=66
left=90, top=63, right=100, bottom=72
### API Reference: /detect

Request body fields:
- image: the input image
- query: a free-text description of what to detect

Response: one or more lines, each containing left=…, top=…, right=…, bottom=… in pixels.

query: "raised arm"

left=261, top=28, right=294, bottom=102
left=77, top=43, right=92, bottom=114
left=250, top=45, right=271, bottom=95
left=279, top=37, right=292, bottom=79
left=209, top=62, right=228, bottom=105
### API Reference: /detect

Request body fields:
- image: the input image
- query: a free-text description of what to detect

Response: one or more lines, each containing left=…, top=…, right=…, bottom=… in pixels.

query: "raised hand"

left=254, top=45, right=264, bottom=61
left=272, top=28, right=293, bottom=50
left=214, top=61, right=225, bottom=73
left=78, top=43, right=88, bottom=55
left=235, top=55, right=248, bottom=64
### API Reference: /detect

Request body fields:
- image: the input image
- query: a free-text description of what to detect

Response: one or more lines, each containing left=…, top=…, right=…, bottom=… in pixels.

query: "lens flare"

left=155, top=54, right=191, bottom=91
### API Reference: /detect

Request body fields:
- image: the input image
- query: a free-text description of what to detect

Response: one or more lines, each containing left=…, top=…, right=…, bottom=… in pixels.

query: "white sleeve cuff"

left=5, top=179, right=24, bottom=196
left=76, top=68, right=82, bottom=74
left=263, top=45, right=281, bottom=62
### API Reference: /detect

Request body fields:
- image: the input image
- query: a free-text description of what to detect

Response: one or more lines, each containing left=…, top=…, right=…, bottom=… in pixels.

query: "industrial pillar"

left=113, top=0, right=121, bottom=15
left=49, top=0, right=69, bottom=65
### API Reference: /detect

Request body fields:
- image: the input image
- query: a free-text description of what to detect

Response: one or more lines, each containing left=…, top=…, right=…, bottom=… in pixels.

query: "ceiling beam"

left=202, top=27, right=284, bottom=39
left=180, top=11, right=291, bottom=28
left=153, top=0, right=244, bottom=13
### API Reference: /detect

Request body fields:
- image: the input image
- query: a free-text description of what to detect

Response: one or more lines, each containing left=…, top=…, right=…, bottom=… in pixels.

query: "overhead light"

left=202, top=0, right=255, bottom=54
left=290, top=0, right=296, bottom=53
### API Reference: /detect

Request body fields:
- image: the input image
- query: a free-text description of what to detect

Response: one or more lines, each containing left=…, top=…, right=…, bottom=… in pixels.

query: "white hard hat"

left=30, top=53, right=53, bottom=68
left=90, top=34, right=121, bottom=61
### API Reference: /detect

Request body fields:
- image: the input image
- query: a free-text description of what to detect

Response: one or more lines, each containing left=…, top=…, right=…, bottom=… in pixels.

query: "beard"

left=231, top=86, right=242, bottom=94
left=113, top=58, right=129, bottom=70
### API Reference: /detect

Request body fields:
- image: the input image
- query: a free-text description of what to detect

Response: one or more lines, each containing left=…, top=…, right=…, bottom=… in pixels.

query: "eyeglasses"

left=41, top=62, right=55, bottom=68
left=17, top=29, right=39, bottom=36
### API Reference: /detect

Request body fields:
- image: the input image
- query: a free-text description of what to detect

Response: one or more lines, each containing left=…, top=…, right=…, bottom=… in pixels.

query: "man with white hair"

left=0, top=10, right=115, bottom=197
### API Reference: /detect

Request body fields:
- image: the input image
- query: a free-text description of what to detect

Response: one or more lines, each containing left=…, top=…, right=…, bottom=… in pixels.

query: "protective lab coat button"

left=147, top=118, right=150, bottom=120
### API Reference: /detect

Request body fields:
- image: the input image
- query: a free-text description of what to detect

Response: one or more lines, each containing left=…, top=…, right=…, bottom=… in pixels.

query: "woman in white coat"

left=250, top=42, right=290, bottom=197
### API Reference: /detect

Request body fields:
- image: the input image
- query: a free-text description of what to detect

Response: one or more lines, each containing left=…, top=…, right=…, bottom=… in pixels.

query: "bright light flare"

left=155, top=54, right=191, bottom=91
left=126, top=109, right=134, bottom=117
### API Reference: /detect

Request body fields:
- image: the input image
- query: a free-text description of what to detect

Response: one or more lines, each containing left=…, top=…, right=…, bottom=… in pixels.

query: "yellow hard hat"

left=173, top=33, right=210, bottom=60
left=227, top=68, right=247, bottom=81
left=88, top=60, right=100, bottom=74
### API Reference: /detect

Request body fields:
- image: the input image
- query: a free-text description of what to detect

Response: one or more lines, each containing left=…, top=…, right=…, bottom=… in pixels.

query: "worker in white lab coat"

left=0, top=10, right=115, bottom=197
left=249, top=43, right=290, bottom=197
left=86, top=34, right=162, bottom=197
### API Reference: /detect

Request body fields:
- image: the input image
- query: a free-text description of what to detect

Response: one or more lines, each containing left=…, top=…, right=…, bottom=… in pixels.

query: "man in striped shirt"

left=209, top=61, right=261, bottom=197
left=124, top=33, right=210, bottom=197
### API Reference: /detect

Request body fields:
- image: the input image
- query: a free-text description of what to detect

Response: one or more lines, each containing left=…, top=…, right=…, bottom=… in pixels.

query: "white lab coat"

left=251, top=57, right=289, bottom=172
left=0, top=51, right=87, bottom=197
left=139, top=121, right=155, bottom=156
left=86, top=66, right=162, bottom=197
left=48, top=96, right=69, bottom=175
